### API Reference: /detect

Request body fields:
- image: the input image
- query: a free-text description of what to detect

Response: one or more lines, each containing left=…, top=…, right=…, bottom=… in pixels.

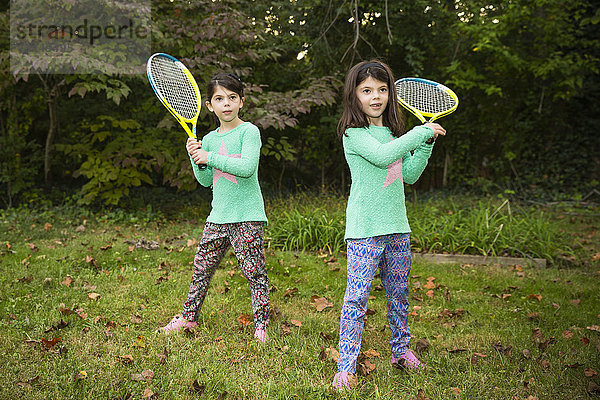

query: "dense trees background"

left=1, top=0, right=598, bottom=207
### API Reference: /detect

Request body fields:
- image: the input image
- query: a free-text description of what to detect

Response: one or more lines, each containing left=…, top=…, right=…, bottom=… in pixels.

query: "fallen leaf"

left=131, top=314, right=143, bottom=324
left=540, top=359, right=550, bottom=369
left=310, top=295, right=333, bottom=312
left=415, top=338, right=430, bottom=354
left=364, top=348, right=381, bottom=358
left=526, top=294, right=542, bottom=301
left=571, top=299, right=581, bottom=306
left=61, top=275, right=74, bottom=287
left=423, top=281, right=436, bottom=290
left=141, top=388, right=155, bottom=398
left=426, top=290, right=434, bottom=298
left=158, top=348, right=169, bottom=364
left=142, top=370, right=154, bottom=381
left=74, top=371, right=87, bottom=382
left=417, top=388, right=431, bottom=400
left=586, top=325, right=600, bottom=332
left=320, top=347, right=339, bottom=362
left=41, top=337, right=62, bottom=349
left=119, top=355, right=134, bottom=363
left=522, top=349, right=531, bottom=359
left=283, top=288, right=298, bottom=298
left=236, top=313, right=253, bottom=327
left=290, top=319, right=302, bottom=327
left=562, top=330, right=574, bottom=339
left=130, top=374, right=145, bottom=382
left=88, top=293, right=101, bottom=300
left=588, top=381, right=600, bottom=395
left=451, top=387, right=461, bottom=395
left=585, top=367, right=598, bottom=377
left=581, top=337, right=590, bottom=345
left=17, top=275, right=34, bottom=283
left=192, top=380, right=206, bottom=394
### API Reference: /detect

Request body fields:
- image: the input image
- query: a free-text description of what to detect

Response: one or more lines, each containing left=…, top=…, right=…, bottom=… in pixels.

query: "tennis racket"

left=395, top=77, right=459, bottom=124
left=147, top=53, right=206, bottom=169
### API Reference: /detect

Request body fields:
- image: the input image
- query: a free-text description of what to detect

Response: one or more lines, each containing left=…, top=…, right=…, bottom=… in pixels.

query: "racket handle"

left=196, top=136, right=207, bottom=169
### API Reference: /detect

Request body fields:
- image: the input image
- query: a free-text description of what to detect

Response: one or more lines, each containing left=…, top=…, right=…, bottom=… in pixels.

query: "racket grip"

left=199, top=164, right=207, bottom=170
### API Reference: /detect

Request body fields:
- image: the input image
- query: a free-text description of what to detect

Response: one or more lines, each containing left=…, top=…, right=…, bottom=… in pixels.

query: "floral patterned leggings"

left=181, top=221, right=270, bottom=330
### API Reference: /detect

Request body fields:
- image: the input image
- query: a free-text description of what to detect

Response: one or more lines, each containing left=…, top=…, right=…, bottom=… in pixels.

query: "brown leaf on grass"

left=571, top=299, right=581, bottom=306
left=28, top=243, right=39, bottom=252
left=426, top=290, right=434, bottom=298
left=538, top=337, right=557, bottom=353
left=527, top=312, right=540, bottom=321
left=226, top=270, right=235, bottom=277
left=448, top=348, right=467, bottom=354
left=491, top=342, right=512, bottom=356
left=155, top=275, right=169, bottom=285
left=281, top=322, right=291, bottom=336
left=44, top=319, right=68, bottom=333
left=74, top=371, right=87, bottom=382
left=525, top=396, right=539, bottom=400
left=130, top=373, right=145, bottom=382
left=131, top=314, right=143, bottom=324
left=192, top=380, right=206, bottom=394
left=540, top=359, right=550, bottom=369
left=119, top=355, right=134, bottom=363
left=502, top=293, right=512, bottom=300
left=16, top=375, right=39, bottom=391
left=142, top=370, right=154, bottom=381
left=358, top=359, right=376, bottom=376
left=236, top=313, right=253, bottom=327
left=283, top=287, right=298, bottom=298
left=415, top=338, right=430, bottom=354
left=17, top=275, right=34, bottom=283
left=562, top=330, right=574, bottom=339
left=61, top=275, right=74, bottom=287
left=423, top=281, right=436, bottom=290
left=319, top=347, right=339, bottom=362
left=522, top=349, right=531, bottom=359
left=290, top=319, right=302, bottom=327
left=581, top=337, right=590, bottom=345
left=451, top=387, right=462, bottom=395
left=586, top=325, right=600, bottom=332
left=158, top=348, right=169, bottom=364
left=364, top=348, right=381, bottom=358
left=526, top=294, right=542, bottom=301
left=141, top=388, right=155, bottom=398
left=471, top=352, right=487, bottom=365
left=41, top=337, right=62, bottom=349
left=565, top=363, right=583, bottom=368
left=585, top=367, right=598, bottom=377
left=310, top=295, right=333, bottom=312
left=365, top=308, right=376, bottom=315
left=417, top=388, right=431, bottom=400
left=100, top=244, right=112, bottom=250
left=588, top=381, right=600, bottom=395
left=88, top=293, right=101, bottom=300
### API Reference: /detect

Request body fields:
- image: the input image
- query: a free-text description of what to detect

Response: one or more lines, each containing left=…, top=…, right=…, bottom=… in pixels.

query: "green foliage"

left=57, top=116, right=156, bottom=205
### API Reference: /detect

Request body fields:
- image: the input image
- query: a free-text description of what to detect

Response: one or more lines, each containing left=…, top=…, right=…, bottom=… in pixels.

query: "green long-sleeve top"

left=343, top=125, right=435, bottom=239
left=189, top=122, right=267, bottom=224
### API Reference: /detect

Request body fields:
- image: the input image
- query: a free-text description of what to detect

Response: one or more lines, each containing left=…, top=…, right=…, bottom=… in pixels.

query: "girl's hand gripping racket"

left=147, top=53, right=206, bottom=169
left=395, top=78, right=459, bottom=143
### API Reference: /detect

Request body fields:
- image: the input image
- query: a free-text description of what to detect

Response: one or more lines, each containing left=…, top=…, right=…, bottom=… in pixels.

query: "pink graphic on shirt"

left=383, top=135, right=403, bottom=188
left=213, top=140, right=241, bottom=185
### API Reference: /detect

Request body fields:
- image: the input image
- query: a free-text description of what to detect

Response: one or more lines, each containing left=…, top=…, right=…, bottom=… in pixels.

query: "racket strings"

left=149, top=57, right=199, bottom=120
left=396, top=81, right=456, bottom=115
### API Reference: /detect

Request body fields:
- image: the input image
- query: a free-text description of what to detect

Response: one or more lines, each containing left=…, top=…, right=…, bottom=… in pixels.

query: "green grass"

left=1, top=195, right=599, bottom=399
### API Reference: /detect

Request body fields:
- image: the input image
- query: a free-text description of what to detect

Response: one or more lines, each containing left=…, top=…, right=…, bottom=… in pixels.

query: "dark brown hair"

left=206, top=72, right=244, bottom=100
left=206, top=73, right=244, bottom=125
left=336, top=60, right=405, bottom=139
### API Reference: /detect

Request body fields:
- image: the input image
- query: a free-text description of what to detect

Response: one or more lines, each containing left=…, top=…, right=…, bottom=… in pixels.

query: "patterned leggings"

left=181, top=221, right=270, bottom=330
left=337, top=233, right=412, bottom=373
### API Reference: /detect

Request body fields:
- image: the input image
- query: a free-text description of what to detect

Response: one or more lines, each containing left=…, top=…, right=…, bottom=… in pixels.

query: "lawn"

left=1, top=195, right=598, bottom=399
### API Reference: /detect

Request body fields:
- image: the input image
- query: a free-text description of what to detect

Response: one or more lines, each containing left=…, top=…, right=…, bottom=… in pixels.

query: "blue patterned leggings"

left=337, top=233, right=412, bottom=373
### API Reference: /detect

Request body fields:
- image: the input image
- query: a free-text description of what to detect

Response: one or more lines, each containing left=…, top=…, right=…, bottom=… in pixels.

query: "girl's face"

left=355, top=76, right=389, bottom=126
left=206, top=85, right=244, bottom=124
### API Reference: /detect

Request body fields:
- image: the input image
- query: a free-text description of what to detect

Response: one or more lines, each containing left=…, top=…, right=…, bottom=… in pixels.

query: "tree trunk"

left=40, top=76, right=65, bottom=186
